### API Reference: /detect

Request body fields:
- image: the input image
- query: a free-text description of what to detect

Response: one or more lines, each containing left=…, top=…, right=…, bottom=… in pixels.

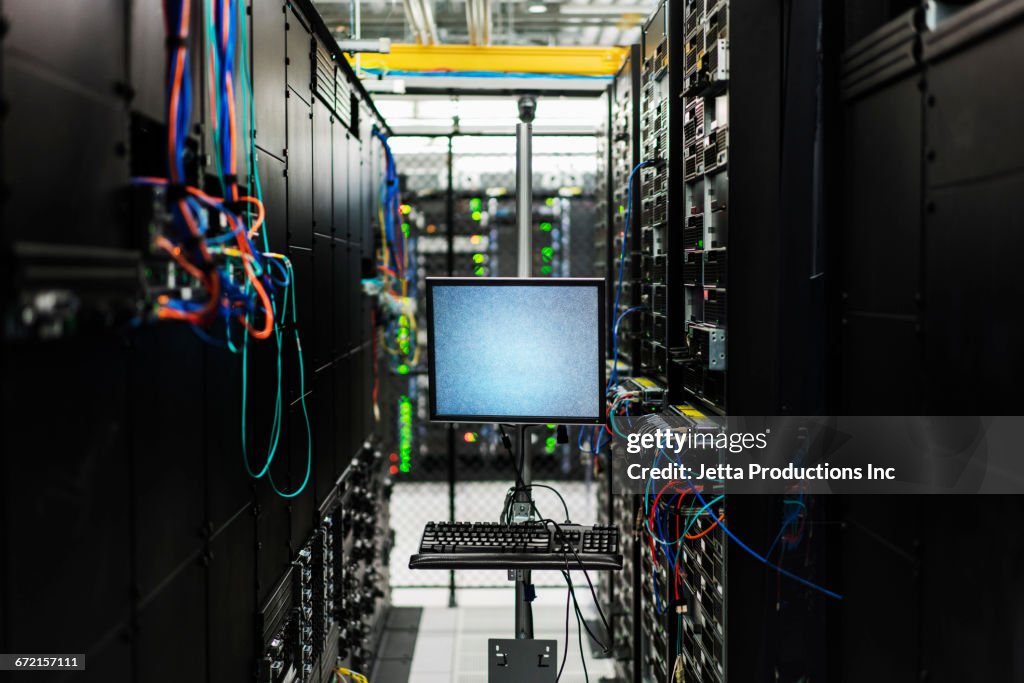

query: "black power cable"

left=557, top=581, right=571, bottom=682
left=544, top=519, right=612, bottom=648
left=497, top=423, right=609, bottom=680
left=573, top=597, right=590, bottom=683
left=498, top=424, right=571, bottom=522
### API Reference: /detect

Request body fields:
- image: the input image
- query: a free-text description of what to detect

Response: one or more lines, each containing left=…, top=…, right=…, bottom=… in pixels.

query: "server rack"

left=610, top=45, right=645, bottom=373
left=1, top=0, right=395, bottom=680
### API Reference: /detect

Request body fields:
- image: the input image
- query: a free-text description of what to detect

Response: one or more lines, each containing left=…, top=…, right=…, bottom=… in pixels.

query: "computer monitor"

left=426, top=277, right=606, bottom=424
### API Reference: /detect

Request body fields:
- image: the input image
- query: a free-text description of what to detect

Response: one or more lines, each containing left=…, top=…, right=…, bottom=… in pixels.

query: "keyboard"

left=409, top=522, right=622, bottom=571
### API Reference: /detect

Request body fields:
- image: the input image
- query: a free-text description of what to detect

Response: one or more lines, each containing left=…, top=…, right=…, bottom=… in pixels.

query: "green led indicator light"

left=472, top=253, right=485, bottom=264
left=698, top=239, right=704, bottom=248
left=540, top=265, right=552, bottom=275
left=401, top=222, right=410, bottom=236
left=471, top=210, right=482, bottom=221
left=474, top=265, right=485, bottom=276
left=541, top=246, right=554, bottom=262
left=398, top=395, right=413, bottom=473
left=545, top=197, right=556, bottom=207
left=547, top=424, right=556, bottom=429
left=396, top=364, right=409, bottom=375
left=619, top=205, right=626, bottom=215
left=470, top=197, right=482, bottom=211
left=539, top=221, right=552, bottom=232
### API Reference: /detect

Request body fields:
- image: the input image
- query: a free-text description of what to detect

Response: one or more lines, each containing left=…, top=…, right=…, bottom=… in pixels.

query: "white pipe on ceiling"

left=465, top=0, right=475, bottom=45
left=466, top=0, right=480, bottom=45
left=402, top=0, right=426, bottom=44
left=465, top=0, right=491, bottom=46
left=419, top=0, right=440, bottom=44
left=481, top=0, right=492, bottom=45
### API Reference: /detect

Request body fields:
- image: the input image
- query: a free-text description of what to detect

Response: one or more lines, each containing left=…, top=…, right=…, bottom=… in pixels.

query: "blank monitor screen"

left=427, top=277, right=605, bottom=424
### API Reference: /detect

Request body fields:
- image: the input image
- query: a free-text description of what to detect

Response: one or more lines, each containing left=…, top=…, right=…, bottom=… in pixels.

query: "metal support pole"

left=516, top=121, right=533, bottom=278
left=512, top=98, right=538, bottom=639
left=354, top=0, right=362, bottom=73
left=446, top=135, right=457, bottom=609
left=512, top=424, right=534, bottom=639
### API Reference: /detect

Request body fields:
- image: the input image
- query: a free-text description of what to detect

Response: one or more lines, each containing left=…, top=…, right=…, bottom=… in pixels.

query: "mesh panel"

left=383, top=134, right=600, bottom=590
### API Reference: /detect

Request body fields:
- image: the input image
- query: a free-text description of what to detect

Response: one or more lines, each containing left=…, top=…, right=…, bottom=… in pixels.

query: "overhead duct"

left=403, top=0, right=440, bottom=45
left=401, top=0, right=425, bottom=44
left=466, top=0, right=491, bottom=46
left=419, top=0, right=440, bottom=45
left=465, top=0, right=477, bottom=45
left=482, top=0, right=492, bottom=45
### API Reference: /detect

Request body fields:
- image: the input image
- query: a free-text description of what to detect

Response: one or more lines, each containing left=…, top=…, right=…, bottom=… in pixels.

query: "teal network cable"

left=232, top=0, right=311, bottom=498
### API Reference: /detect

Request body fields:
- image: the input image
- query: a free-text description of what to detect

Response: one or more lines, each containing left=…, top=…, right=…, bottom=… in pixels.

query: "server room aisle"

left=375, top=590, right=614, bottom=683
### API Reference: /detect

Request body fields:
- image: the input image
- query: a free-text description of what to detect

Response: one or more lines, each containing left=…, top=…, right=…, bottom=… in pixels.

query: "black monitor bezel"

left=426, top=276, right=607, bottom=425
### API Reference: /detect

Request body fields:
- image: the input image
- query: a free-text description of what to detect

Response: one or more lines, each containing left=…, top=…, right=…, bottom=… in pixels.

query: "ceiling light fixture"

left=527, top=3, right=548, bottom=13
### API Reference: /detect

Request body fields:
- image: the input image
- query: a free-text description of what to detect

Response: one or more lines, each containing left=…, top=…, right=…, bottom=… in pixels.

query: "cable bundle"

left=335, top=667, right=368, bottom=683
left=132, top=0, right=311, bottom=498
left=372, top=128, right=410, bottom=287
left=210, top=0, right=240, bottom=202
left=142, top=0, right=272, bottom=336
left=637, top=448, right=843, bottom=602
left=364, top=129, right=418, bottom=422
left=578, top=161, right=655, bottom=458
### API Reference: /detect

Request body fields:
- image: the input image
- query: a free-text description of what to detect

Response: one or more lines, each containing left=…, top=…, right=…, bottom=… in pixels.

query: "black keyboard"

left=409, top=522, right=622, bottom=571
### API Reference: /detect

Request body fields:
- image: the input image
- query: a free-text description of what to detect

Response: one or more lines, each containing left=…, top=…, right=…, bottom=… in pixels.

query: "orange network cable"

left=225, top=212, right=275, bottom=339
left=156, top=271, right=221, bottom=325
left=167, top=49, right=184, bottom=181
left=208, top=45, right=219, bottom=134
left=684, top=513, right=724, bottom=540
left=226, top=72, right=239, bottom=201
left=167, top=0, right=189, bottom=184
left=153, top=236, right=220, bottom=324
left=237, top=195, right=265, bottom=237
left=154, top=235, right=204, bottom=281
left=140, top=178, right=272, bottom=334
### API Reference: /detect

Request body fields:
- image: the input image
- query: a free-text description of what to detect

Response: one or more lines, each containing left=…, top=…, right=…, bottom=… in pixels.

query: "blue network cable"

left=595, top=304, right=648, bottom=451
left=684, top=478, right=843, bottom=600
left=640, top=448, right=841, bottom=600
left=212, top=0, right=240, bottom=198
left=608, top=161, right=656, bottom=391
left=141, top=0, right=309, bottom=499
left=372, top=127, right=406, bottom=278
left=764, top=498, right=809, bottom=558
left=651, top=567, right=664, bottom=615
left=588, top=162, right=654, bottom=457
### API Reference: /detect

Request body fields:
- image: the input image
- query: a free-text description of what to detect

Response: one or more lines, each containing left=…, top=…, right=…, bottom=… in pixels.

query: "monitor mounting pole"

left=513, top=95, right=537, bottom=640
left=516, top=96, right=536, bottom=279
left=512, top=423, right=534, bottom=639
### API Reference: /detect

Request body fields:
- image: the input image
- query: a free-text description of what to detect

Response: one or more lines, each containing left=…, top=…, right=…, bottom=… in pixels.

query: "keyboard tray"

left=409, top=552, right=623, bottom=571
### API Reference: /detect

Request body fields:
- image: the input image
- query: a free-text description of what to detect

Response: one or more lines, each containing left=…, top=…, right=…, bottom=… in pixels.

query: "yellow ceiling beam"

left=350, top=44, right=627, bottom=77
